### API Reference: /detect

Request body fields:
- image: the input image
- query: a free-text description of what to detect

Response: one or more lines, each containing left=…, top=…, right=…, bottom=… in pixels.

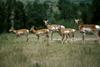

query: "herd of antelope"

left=9, top=19, right=100, bottom=44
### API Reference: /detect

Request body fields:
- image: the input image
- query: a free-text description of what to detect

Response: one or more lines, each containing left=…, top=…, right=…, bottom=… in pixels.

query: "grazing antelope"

left=9, top=27, right=29, bottom=42
left=74, top=18, right=100, bottom=42
left=66, top=28, right=76, bottom=39
left=58, top=26, right=76, bottom=44
left=30, top=26, right=49, bottom=40
left=43, top=19, right=65, bottom=40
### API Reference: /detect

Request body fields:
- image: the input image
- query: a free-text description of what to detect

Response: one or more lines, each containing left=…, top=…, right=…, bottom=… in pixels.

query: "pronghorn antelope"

left=9, top=27, right=29, bottom=42
left=30, top=26, right=49, bottom=40
left=74, top=18, right=100, bottom=41
left=58, top=26, right=76, bottom=44
left=66, top=28, right=76, bottom=38
left=43, top=19, right=65, bottom=40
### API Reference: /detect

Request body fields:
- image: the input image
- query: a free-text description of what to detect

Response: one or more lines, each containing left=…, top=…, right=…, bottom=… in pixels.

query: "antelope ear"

left=30, top=26, right=34, bottom=30
left=44, top=20, right=48, bottom=25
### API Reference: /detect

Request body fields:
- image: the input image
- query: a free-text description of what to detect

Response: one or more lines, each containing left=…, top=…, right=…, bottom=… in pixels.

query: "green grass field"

left=0, top=33, right=100, bottom=67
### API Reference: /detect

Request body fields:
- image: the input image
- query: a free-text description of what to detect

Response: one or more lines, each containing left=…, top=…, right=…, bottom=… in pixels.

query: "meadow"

left=0, top=32, right=100, bottom=67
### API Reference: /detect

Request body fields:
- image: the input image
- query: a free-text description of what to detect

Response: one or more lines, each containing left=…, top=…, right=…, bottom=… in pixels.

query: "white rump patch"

left=72, top=29, right=76, bottom=32
left=82, top=28, right=92, bottom=32
left=51, top=27, right=56, bottom=30
left=27, top=30, right=29, bottom=32
left=47, top=29, right=49, bottom=32
left=95, top=25, right=100, bottom=30
left=61, top=25, right=65, bottom=29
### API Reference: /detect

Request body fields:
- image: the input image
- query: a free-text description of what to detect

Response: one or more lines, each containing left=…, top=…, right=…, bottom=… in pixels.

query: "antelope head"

left=9, top=27, right=16, bottom=33
left=43, top=19, right=48, bottom=25
left=74, top=19, right=80, bottom=24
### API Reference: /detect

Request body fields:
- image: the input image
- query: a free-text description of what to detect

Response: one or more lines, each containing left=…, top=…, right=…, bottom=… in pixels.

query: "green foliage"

left=55, top=19, right=78, bottom=29
left=79, top=2, right=92, bottom=24
left=0, top=1, right=5, bottom=32
left=0, top=0, right=100, bottom=33
left=25, top=0, right=49, bottom=28
left=0, top=0, right=12, bottom=33
left=15, top=1, right=26, bottom=29
left=91, top=0, right=100, bottom=24
left=57, top=0, right=78, bottom=19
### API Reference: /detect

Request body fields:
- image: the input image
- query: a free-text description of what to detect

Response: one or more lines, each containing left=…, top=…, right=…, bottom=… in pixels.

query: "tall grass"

left=0, top=33, right=100, bottom=67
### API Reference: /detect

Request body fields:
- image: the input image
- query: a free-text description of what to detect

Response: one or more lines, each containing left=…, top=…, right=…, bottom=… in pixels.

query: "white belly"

left=82, top=28, right=92, bottom=32
left=64, top=30, right=70, bottom=33
left=18, top=31, right=24, bottom=34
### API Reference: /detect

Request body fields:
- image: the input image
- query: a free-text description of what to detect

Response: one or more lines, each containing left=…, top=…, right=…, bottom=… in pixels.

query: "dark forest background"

left=0, top=0, right=100, bottom=33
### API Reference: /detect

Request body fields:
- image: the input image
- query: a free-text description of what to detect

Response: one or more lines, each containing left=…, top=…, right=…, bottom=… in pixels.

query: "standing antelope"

left=9, top=27, right=29, bottom=42
left=74, top=18, right=100, bottom=42
left=43, top=19, right=65, bottom=40
left=58, top=26, right=76, bottom=44
left=30, top=26, right=49, bottom=40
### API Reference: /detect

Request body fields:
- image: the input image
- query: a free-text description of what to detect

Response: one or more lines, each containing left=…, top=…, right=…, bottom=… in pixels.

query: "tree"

left=79, top=2, right=92, bottom=24
left=0, top=0, right=5, bottom=32
left=57, top=0, right=78, bottom=20
left=15, top=1, right=26, bottom=29
left=25, top=0, right=49, bottom=28
left=0, top=0, right=17, bottom=32
left=91, top=0, right=100, bottom=24
left=44, top=0, right=56, bottom=23
left=0, top=0, right=16, bottom=32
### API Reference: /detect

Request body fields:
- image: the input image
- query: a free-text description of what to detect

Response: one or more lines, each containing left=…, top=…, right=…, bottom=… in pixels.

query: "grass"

left=0, top=33, right=100, bottom=67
